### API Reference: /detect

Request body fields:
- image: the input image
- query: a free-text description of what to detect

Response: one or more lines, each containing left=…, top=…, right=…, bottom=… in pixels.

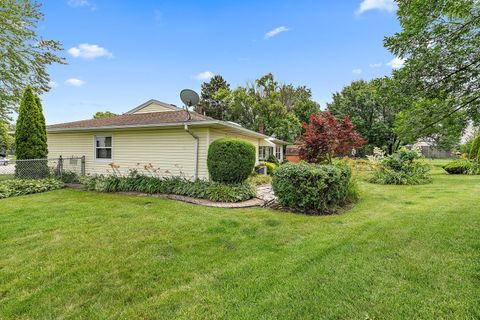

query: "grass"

left=0, top=161, right=479, bottom=319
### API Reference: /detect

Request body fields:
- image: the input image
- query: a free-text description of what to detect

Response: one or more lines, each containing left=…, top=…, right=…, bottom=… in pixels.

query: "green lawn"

left=0, top=164, right=479, bottom=319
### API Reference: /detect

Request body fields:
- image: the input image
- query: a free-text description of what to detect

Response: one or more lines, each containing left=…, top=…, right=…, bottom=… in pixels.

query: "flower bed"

left=82, top=173, right=256, bottom=203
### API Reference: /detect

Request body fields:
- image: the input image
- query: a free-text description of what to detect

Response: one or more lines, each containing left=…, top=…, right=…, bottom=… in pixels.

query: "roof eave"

left=47, top=119, right=290, bottom=144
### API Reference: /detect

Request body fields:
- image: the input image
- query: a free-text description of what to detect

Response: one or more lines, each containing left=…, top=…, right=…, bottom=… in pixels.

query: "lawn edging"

left=65, top=183, right=265, bottom=208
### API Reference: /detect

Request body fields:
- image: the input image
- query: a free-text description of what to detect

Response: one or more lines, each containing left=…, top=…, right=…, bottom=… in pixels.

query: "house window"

left=95, top=136, right=112, bottom=159
left=259, top=146, right=267, bottom=160
left=275, top=146, right=282, bottom=160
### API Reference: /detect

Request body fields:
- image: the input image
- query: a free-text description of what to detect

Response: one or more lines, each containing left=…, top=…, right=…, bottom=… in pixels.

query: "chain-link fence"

left=0, top=156, right=85, bottom=181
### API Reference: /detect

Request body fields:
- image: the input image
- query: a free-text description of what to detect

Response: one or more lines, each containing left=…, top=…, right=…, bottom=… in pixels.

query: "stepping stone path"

left=256, top=184, right=277, bottom=207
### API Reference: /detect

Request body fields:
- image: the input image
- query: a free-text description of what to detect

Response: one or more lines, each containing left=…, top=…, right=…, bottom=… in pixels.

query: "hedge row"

left=272, top=161, right=354, bottom=213
left=82, top=173, right=256, bottom=203
left=0, top=178, right=64, bottom=199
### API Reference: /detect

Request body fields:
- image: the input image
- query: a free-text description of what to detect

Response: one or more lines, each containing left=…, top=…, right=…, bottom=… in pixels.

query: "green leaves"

left=384, top=0, right=480, bottom=143
left=0, top=0, right=65, bottom=121
left=15, top=87, right=48, bottom=160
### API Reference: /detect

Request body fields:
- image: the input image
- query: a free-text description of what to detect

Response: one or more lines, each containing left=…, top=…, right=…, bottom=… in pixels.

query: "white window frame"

left=275, top=146, right=282, bottom=160
left=259, top=146, right=267, bottom=161
left=94, top=135, right=113, bottom=161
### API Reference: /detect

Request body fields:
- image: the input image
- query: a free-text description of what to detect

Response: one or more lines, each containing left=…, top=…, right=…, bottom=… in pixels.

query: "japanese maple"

left=299, top=112, right=366, bottom=163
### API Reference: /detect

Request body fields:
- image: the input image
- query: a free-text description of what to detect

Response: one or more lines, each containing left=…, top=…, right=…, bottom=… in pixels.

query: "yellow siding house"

left=47, top=99, right=288, bottom=180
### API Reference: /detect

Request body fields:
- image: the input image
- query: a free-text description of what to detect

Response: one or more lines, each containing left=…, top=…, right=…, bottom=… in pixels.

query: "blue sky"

left=39, top=0, right=401, bottom=124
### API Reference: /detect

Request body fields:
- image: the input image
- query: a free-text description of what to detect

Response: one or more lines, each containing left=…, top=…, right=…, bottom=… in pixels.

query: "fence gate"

left=0, top=156, right=85, bottom=180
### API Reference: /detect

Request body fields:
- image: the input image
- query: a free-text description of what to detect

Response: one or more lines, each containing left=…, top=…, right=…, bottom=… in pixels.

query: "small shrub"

left=247, top=174, right=272, bottom=186
left=272, top=161, right=354, bottom=213
left=468, top=135, right=480, bottom=160
left=207, top=138, right=256, bottom=183
left=443, top=160, right=472, bottom=174
left=0, top=178, right=63, bottom=199
left=267, top=154, right=280, bottom=166
left=370, top=148, right=431, bottom=185
left=58, top=171, right=81, bottom=183
left=259, top=161, right=276, bottom=175
left=443, top=160, right=480, bottom=175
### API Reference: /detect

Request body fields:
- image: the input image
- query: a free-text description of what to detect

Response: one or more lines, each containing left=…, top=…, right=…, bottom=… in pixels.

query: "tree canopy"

left=299, top=112, right=366, bottom=164
left=199, top=75, right=230, bottom=120
left=328, top=78, right=406, bottom=154
left=0, top=0, right=65, bottom=122
left=93, top=111, right=118, bottom=119
left=201, top=73, right=320, bottom=142
left=384, top=0, right=480, bottom=146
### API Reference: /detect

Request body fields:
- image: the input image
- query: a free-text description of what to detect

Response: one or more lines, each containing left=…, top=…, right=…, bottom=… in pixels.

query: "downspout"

left=184, top=123, right=199, bottom=180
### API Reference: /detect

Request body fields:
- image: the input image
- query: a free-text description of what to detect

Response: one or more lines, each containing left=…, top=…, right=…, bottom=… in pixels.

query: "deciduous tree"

left=0, top=0, right=65, bottom=121
left=299, top=112, right=366, bottom=164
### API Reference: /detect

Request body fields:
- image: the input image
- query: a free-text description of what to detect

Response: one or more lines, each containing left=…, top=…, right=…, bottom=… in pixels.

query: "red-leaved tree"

left=299, top=112, right=366, bottom=163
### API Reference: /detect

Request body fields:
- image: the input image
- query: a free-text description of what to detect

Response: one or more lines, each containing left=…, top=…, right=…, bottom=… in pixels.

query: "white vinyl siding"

left=130, top=102, right=177, bottom=114
left=48, top=128, right=209, bottom=180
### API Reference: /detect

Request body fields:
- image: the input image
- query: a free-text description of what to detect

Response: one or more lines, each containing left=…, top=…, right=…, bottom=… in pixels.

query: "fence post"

left=58, top=155, right=63, bottom=178
left=81, top=155, right=86, bottom=176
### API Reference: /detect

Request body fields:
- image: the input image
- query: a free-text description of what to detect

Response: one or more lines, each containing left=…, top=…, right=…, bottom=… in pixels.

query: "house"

left=46, top=99, right=288, bottom=180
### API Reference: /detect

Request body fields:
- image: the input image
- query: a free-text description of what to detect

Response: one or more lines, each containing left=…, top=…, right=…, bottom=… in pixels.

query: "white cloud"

left=264, top=26, right=290, bottom=39
left=65, top=78, right=85, bottom=86
left=356, top=0, right=396, bottom=15
left=49, top=81, right=58, bottom=88
left=67, top=0, right=96, bottom=10
left=194, top=71, right=214, bottom=81
left=352, top=68, right=362, bottom=74
left=68, top=44, right=113, bottom=59
left=369, top=62, right=382, bottom=68
left=387, top=57, right=405, bottom=69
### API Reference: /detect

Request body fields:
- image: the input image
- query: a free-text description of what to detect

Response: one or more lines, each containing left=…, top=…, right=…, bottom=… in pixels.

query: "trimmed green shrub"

left=207, top=138, right=256, bottom=183
left=82, top=171, right=256, bottom=202
left=272, top=160, right=354, bottom=213
left=259, top=161, right=276, bottom=175
left=370, top=148, right=431, bottom=185
left=469, top=135, right=480, bottom=160
left=0, top=178, right=63, bottom=199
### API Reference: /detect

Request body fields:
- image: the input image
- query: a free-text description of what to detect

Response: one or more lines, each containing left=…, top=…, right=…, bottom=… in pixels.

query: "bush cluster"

left=443, top=160, right=480, bottom=175
left=468, top=135, right=480, bottom=160
left=207, top=138, right=256, bottom=183
left=272, top=160, right=354, bottom=213
left=0, top=178, right=63, bottom=199
left=82, top=171, right=256, bottom=203
left=370, top=148, right=431, bottom=185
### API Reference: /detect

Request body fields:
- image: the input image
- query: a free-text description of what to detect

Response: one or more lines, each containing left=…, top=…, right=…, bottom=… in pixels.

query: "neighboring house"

left=285, top=145, right=301, bottom=162
left=47, top=99, right=288, bottom=180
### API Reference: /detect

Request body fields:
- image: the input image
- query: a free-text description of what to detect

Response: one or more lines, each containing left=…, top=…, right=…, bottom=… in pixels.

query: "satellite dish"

left=180, top=89, right=199, bottom=107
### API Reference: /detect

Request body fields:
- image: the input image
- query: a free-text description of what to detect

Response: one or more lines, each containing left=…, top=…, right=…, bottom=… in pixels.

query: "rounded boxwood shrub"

left=272, top=161, right=352, bottom=213
left=207, top=138, right=256, bottom=183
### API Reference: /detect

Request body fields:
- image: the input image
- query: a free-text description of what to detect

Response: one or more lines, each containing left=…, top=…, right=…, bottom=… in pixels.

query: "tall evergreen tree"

left=200, top=75, right=230, bottom=119
left=15, top=87, right=49, bottom=177
left=35, top=96, right=48, bottom=155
